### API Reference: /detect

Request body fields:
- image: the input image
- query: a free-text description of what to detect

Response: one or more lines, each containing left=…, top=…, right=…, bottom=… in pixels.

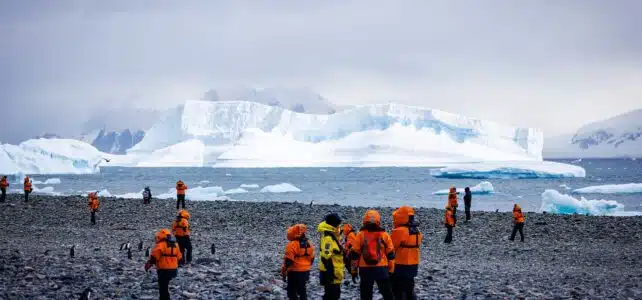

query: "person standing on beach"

left=464, top=187, right=472, bottom=222
left=171, top=210, right=192, bottom=265
left=175, top=180, right=187, bottom=209
left=145, top=228, right=182, bottom=300
left=349, top=209, right=395, bottom=300
left=23, top=176, right=32, bottom=202
left=391, top=206, right=422, bottom=300
left=341, top=223, right=357, bottom=275
left=509, top=204, right=525, bottom=242
left=142, top=186, right=152, bottom=205
left=0, top=176, right=8, bottom=202
left=444, top=205, right=455, bottom=243
left=281, top=224, right=315, bottom=300
left=88, top=192, right=100, bottom=225
left=448, top=187, right=458, bottom=224
left=317, top=213, right=344, bottom=300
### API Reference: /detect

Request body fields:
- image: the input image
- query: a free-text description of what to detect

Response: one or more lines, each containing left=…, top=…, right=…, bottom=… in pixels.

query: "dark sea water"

left=12, top=159, right=642, bottom=214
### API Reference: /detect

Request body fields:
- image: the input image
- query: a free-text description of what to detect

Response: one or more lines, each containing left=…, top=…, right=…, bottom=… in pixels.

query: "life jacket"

left=392, top=220, right=422, bottom=266
left=513, top=205, right=525, bottom=224
left=153, top=239, right=182, bottom=270
left=283, top=237, right=315, bottom=272
left=24, top=179, right=32, bottom=192
left=176, top=181, right=187, bottom=195
left=361, top=230, right=386, bottom=266
left=444, top=208, right=455, bottom=227
left=172, top=217, right=190, bottom=237
left=0, top=177, right=8, bottom=188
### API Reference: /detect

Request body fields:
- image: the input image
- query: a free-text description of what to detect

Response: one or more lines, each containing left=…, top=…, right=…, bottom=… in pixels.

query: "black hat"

left=324, top=213, right=342, bottom=228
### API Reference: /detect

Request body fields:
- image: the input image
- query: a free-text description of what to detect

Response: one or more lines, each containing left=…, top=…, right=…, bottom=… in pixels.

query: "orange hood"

left=287, top=224, right=307, bottom=241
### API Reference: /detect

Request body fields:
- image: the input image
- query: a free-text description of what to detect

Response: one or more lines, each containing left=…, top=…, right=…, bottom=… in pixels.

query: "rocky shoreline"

left=1, top=194, right=640, bottom=299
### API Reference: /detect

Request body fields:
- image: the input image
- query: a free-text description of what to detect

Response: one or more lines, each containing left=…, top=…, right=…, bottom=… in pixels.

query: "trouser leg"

left=177, top=237, right=186, bottom=265
left=184, top=236, right=192, bottom=263
left=323, top=284, right=341, bottom=300
left=465, top=206, right=471, bottom=221
left=518, top=223, right=524, bottom=241
left=157, top=270, right=171, bottom=300
left=375, top=278, right=394, bottom=300
left=510, top=224, right=518, bottom=240
left=445, top=226, right=453, bottom=243
left=359, top=278, right=375, bottom=300
left=1, top=188, right=6, bottom=202
left=91, top=211, right=96, bottom=225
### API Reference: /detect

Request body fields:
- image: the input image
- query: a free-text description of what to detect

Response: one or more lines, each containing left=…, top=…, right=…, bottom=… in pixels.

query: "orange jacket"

left=88, top=194, right=100, bottom=211
left=150, top=239, right=182, bottom=270
left=24, top=178, right=32, bottom=192
left=444, top=207, right=455, bottom=227
left=342, top=225, right=357, bottom=253
left=0, top=177, right=8, bottom=188
left=283, top=238, right=315, bottom=272
left=176, top=181, right=187, bottom=195
left=171, top=218, right=190, bottom=237
left=513, top=204, right=525, bottom=224
left=350, top=210, right=395, bottom=273
left=391, top=206, right=422, bottom=266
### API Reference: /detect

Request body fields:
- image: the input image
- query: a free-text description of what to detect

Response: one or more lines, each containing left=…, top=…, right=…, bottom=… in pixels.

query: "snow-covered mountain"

left=80, top=129, right=145, bottom=154
left=201, top=87, right=339, bottom=114
left=544, top=109, right=642, bottom=158
left=114, top=100, right=544, bottom=167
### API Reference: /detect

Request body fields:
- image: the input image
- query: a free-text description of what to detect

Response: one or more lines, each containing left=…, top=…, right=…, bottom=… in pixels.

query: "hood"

left=514, top=204, right=522, bottom=211
left=287, top=224, right=307, bottom=241
left=155, top=228, right=171, bottom=243
left=317, top=221, right=339, bottom=234
left=393, top=206, right=415, bottom=227
left=362, top=209, right=381, bottom=227
left=341, top=224, right=353, bottom=236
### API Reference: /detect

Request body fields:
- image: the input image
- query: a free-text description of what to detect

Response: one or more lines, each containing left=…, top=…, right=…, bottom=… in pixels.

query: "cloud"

left=1, top=0, right=641, bottom=142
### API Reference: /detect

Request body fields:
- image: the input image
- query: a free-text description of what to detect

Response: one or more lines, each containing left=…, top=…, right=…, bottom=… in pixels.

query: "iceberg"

left=111, top=101, right=545, bottom=167
left=433, top=181, right=494, bottom=195
left=224, top=188, right=249, bottom=194
left=430, top=161, right=586, bottom=179
left=0, top=139, right=107, bottom=175
left=572, top=183, right=642, bottom=194
left=33, top=178, right=62, bottom=185
left=260, top=183, right=302, bottom=193
left=539, top=189, right=626, bottom=216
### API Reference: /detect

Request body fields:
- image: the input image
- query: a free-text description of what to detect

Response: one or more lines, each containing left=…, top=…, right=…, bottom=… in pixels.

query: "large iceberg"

left=0, top=139, right=107, bottom=175
left=112, top=101, right=545, bottom=167
left=430, top=161, right=586, bottom=179
left=572, top=183, right=642, bottom=194
left=540, top=189, right=626, bottom=216
left=433, top=181, right=495, bottom=195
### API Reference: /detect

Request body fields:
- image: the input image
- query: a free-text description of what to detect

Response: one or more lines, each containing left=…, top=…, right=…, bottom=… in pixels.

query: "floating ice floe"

left=260, top=183, right=302, bottom=193
left=539, top=189, right=634, bottom=216
left=240, top=184, right=260, bottom=189
left=572, top=183, right=642, bottom=194
left=32, top=178, right=62, bottom=185
left=430, top=161, right=586, bottom=179
left=433, top=181, right=494, bottom=195
left=224, top=188, right=248, bottom=194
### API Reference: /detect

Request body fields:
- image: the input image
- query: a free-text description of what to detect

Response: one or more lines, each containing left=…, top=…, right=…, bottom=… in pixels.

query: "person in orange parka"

left=341, top=223, right=357, bottom=274
left=391, top=206, right=423, bottom=300
left=176, top=180, right=188, bottom=210
left=444, top=204, right=455, bottom=244
left=0, top=176, right=9, bottom=202
left=23, top=176, right=33, bottom=202
left=171, top=209, right=192, bottom=265
left=281, top=224, right=315, bottom=300
left=447, top=186, right=458, bottom=224
left=88, top=192, right=100, bottom=225
left=350, top=209, right=395, bottom=300
left=509, top=204, right=525, bottom=242
left=144, top=228, right=182, bottom=300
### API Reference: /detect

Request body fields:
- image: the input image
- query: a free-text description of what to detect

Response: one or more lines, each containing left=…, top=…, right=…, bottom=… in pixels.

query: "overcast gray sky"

left=1, top=0, right=641, bottom=143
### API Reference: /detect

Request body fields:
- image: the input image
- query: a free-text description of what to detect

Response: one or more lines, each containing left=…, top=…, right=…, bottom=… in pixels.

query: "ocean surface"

left=7, top=159, right=642, bottom=214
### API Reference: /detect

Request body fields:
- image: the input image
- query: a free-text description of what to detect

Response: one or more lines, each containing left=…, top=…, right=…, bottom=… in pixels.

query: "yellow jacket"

left=317, top=221, right=344, bottom=285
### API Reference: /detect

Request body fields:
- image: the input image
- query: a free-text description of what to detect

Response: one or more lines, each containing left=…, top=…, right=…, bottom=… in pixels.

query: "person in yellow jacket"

left=391, top=206, right=423, bottom=300
left=317, top=213, right=344, bottom=300
left=509, top=204, right=525, bottom=242
left=88, top=192, right=100, bottom=225
left=281, top=224, right=315, bottom=300
left=171, top=209, right=192, bottom=265
left=144, top=228, right=182, bottom=300
left=350, top=209, right=395, bottom=300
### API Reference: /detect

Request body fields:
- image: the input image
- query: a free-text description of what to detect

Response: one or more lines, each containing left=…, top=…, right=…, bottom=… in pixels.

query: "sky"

left=1, top=0, right=641, bottom=143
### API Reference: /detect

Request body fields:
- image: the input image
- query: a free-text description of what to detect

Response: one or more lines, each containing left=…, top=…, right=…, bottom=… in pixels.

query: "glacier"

left=430, top=161, right=586, bottom=179
left=539, top=189, right=631, bottom=216
left=0, top=139, right=107, bottom=175
left=572, top=183, right=642, bottom=194
left=112, top=100, right=547, bottom=168
left=433, top=181, right=494, bottom=195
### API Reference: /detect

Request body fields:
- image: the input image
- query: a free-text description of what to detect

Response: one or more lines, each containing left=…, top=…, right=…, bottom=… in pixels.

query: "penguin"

left=309, top=200, right=313, bottom=208
left=144, top=247, right=150, bottom=257
left=78, top=287, right=92, bottom=300
left=211, top=243, right=216, bottom=255
left=127, top=248, right=132, bottom=260
left=44, top=250, right=50, bottom=256
left=119, top=243, right=125, bottom=251
left=70, top=245, right=75, bottom=258
left=138, top=240, right=143, bottom=251
left=126, top=242, right=131, bottom=250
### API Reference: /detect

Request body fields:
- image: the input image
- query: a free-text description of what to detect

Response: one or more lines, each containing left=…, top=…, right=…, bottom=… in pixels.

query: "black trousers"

left=392, top=274, right=416, bottom=300
left=90, top=211, right=96, bottom=225
left=143, top=197, right=151, bottom=204
left=24, top=190, right=30, bottom=202
left=287, top=271, right=310, bottom=300
left=360, top=278, right=393, bottom=300
left=0, top=187, right=6, bottom=202
left=177, top=236, right=192, bottom=264
left=176, top=194, right=185, bottom=209
left=444, top=225, right=453, bottom=243
left=323, top=283, right=341, bottom=300
left=157, top=269, right=177, bottom=300
left=465, top=205, right=471, bottom=221
left=510, top=223, right=525, bottom=241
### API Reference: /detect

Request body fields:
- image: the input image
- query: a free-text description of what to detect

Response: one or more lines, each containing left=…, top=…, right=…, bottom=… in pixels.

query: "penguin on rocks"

left=70, top=245, right=75, bottom=258
left=138, top=240, right=143, bottom=251
left=78, top=287, right=92, bottom=300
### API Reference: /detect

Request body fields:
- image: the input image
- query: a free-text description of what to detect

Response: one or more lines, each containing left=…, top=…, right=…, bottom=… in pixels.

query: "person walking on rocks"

left=175, top=180, right=187, bottom=209
left=23, top=176, right=33, bottom=202
left=281, top=224, right=315, bottom=300
left=145, top=228, right=182, bottom=300
left=350, top=209, right=395, bottom=300
left=318, top=213, right=344, bottom=300
left=142, top=186, right=152, bottom=205
left=341, top=223, right=357, bottom=274
left=464, top=187, right=472, bottom=222
left=171, top=209, right=192, bottom=265
left=0, top=176, right=8, bottom=202
left=444, top=205, right=455, bottom=244
left=88, top=192, right=100, bottom=225
left=509, top=204, right=525, bottom=242
left=447, top=186, right=458, bottom=224
left=391, top=206, right=423, bottom=300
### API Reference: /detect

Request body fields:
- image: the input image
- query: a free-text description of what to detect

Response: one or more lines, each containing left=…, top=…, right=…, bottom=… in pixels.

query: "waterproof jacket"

left=176, top=181, right=187, bottom=195
left=464, top=191, right=472, bottom=207
left=448, top=191, right=458, bottom=209
left=24, top=178, right=32, bottom=192
left=171, top=217, right=190, bottom=237
left=342, top=225, right=357, bottom=253
left=283, top=236, right=315, bottom=273
left=444, top=207, right=455, bottom=227
left=317, top=221, right=345, bottom=285
left=0, top=177, right=8, bottom=189
left=350, top=210, right=395, bottom=278
left=149, top=238, right=182, bottom=270
left=513, top=204, right=525, bottom=224
left=391, top=207, right=423, bottom=267
left=88, top=194, right=100, bottom=211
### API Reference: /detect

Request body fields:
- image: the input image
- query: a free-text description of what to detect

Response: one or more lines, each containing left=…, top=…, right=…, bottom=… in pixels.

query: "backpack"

left=361, top=231, right=384, bottom=265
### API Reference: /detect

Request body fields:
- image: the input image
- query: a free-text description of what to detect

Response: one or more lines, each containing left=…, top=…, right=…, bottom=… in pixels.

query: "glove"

left=144, top=262, right=152, bottom=272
